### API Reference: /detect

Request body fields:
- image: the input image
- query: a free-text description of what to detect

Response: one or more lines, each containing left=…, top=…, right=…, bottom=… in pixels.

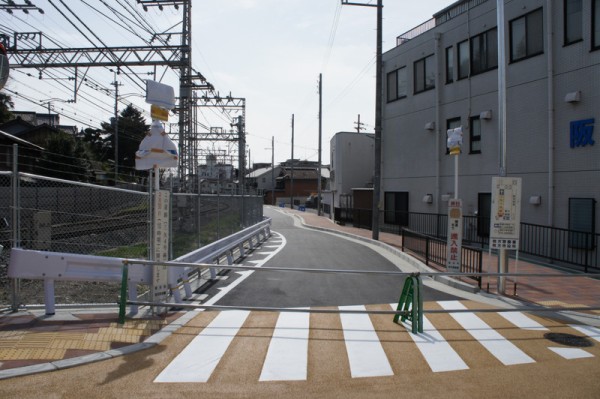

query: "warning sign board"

left=446, top=199, right=463, bottom=272
left=152, top=190, right=170, bottom=304
left=489, top=177, right=522, bottom=250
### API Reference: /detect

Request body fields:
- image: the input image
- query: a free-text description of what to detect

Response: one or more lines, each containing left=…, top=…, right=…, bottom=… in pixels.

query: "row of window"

left=388, top=1, right=600, bottom=101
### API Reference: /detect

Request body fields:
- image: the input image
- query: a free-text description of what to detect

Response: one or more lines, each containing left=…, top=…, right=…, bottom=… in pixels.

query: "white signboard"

left=152, top=190, right=170, bottom=304
left=446, top=199, right=463, bottom=272
left=489, top=177, right=522, bottom=250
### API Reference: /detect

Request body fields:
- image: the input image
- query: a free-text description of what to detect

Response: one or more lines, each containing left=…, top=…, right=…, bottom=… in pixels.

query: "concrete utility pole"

left=271, top=136, right=275, bottom=205
left=355, top=114, right=364, bottom=133
left=318, top=73, right=323, bottom=216
left=497, top=0, right=508, bottom=294
left=112, top=72, right=122, bottom=182
left=341, top=0, right=383, bottom=240
left=291, top=114, right=295, bottom=209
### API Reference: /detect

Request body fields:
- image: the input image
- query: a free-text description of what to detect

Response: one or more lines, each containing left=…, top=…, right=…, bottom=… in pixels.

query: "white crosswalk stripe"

left=259, top=310, right=310, bottom=381
left=339, top=305, right=394, bottom=378
left=438, top=300, right=536, bottom=366
left=154, top=301, right=599, bottom=383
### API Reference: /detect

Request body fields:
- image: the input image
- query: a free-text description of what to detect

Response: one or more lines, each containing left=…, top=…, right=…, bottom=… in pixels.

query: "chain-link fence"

left=0, top=148, right=264, bottom=310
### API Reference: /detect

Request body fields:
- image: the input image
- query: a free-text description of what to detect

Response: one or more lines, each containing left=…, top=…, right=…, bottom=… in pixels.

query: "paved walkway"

left=0, top=207, right=598, bottom=379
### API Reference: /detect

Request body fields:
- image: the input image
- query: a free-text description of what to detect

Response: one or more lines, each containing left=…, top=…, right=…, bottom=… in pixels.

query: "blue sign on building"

left=570, top=118, right=595, bottom=148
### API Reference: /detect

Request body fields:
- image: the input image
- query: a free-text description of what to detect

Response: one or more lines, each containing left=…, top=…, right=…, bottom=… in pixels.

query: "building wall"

left=330, top=132, right=374, bottom=209
left=382, top=0, right=600, bottom=230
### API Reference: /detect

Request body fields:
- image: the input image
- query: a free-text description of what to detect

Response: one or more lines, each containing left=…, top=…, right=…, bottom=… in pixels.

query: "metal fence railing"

left=0, top=145, right=264, bottom=310
left=334, top=207, right=599, bottom=273
left=401, top=228, right=482, bottom=288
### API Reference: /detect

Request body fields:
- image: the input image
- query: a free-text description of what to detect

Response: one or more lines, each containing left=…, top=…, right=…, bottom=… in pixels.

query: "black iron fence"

left=334, top=207, right=599, bottom=272
left=401, top=228, right=482, bottom=288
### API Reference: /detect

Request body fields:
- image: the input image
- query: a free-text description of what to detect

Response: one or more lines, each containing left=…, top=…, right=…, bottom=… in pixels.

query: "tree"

left=100, top=104, right=149, bottom=179
left=40, top=132, right=93, bottom=182
left=0, top=92, right=14, bottom=123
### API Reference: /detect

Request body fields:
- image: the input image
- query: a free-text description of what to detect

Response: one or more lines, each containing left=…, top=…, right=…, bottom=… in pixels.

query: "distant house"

left=0, top=128, right=44, bottom=172
left=246, top=165, right=283, bottom=205
left=275, top=159, right=329, bottom=208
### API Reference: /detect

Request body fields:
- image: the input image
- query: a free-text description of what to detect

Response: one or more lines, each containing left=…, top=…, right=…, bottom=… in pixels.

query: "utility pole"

left=290, top=114, right=295, bottom=209
left=341, top=0, right=382, bottom=240
left=318, top=73, right=323, bottom=216
left=112, top=72, right=123, bottom=183
left=271, top=136, right=275, bottom=205
left=355, top=114, right=364, bottom=133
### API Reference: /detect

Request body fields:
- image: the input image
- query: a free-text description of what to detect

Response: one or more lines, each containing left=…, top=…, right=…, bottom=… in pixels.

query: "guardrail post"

left=118, top=262, right=129, bottom=325
left=43, top=279, right=55, bottom=315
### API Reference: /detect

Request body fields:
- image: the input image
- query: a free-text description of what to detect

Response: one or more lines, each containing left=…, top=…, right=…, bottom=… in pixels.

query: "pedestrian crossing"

left=154, top=301, right=600, bottom=383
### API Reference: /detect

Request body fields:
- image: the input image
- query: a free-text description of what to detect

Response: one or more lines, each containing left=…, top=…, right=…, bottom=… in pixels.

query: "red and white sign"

left=446, top=199, right=463, bottom=272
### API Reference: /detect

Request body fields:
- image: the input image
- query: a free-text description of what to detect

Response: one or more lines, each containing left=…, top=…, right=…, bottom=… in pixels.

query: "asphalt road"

left=202, top=206, right=459, bottom=308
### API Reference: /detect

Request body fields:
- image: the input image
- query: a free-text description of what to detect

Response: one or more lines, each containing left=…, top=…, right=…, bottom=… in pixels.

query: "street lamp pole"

left=341, top=0, right=383, bottom=240
left=113, top=72, right=120, bottom=183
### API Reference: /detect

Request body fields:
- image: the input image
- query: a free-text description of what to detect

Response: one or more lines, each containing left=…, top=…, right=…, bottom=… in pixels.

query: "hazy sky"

left=5, top=0, right=457, bottom=168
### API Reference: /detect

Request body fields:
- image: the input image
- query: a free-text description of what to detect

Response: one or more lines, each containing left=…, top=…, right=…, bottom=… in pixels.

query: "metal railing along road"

left=334, top=208, right=599, bottom=273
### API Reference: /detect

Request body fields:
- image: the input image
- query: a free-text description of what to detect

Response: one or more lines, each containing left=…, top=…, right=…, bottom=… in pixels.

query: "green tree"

left=100, top=104, right=148, bottom=179
left=41, top=132, right=93, bottom=181
left=0, top=92, right=14, bottom=123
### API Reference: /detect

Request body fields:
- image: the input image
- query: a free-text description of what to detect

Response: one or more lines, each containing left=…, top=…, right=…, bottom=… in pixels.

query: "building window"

left=384, top=191, right=409, bottom=226
left=446, top=117, right=461, bottom=154
left=445, top=46, right=454, bottom=83
left=470, top=116, right=481, bottom=154
left=564, top=0, right=583, bottom=45
left=568, top=198, right=596, bottom=249
left=458, top=40, right=469, bottom=79
left=471, top=28, right=498, bottom=75
left=386, top=66, right=407, bottom=102
left=593, top=0, right=600, bottom=49
left=510, top=8, right=544, bottom=62
left=414, top=55, right=435, bottom=93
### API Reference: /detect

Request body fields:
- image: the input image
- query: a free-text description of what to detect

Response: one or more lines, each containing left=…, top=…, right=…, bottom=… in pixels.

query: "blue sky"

left=4, top=0, right=457, bottom=167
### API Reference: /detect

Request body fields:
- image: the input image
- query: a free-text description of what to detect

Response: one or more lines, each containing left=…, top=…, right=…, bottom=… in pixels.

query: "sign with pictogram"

left=489, top=177, right=522, bottom=249
left=446, top=198, right=463, bottom=272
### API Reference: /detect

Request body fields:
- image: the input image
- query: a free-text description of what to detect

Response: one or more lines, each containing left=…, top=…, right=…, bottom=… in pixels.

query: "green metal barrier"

left=393, top=273, right=423, bottom=334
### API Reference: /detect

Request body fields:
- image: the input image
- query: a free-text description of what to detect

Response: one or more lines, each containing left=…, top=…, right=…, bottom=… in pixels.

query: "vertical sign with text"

left=152, top=190, right=170, bottom=304
left=489, top=177, right=522, bottom=250
left=446, top=199, right=463, bottom=272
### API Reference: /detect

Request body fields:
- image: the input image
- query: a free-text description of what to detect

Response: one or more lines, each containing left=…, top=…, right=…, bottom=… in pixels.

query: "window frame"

left=469, top=116, right=482, bottom=154
left=445, top=45, right=454, bottom=83
left=457, top=39, right=470, bottom=79
left=413, top=54, right=435, bottom=94
left=470, top=28, right=498, bottom=76
left=564, top=0, right=583, bottom=46
left=509, top=7, right=545, bottom=63
left=593, top=0, right=600, bottom=50
left=445, top=117, right=462, bottom=155
left=386, top=66, right=407, bottom=102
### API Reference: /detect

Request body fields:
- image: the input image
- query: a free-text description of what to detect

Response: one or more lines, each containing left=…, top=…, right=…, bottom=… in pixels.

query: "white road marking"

left=549, top=347, right=594, bottom=359
left=498, top=311, right=549, bottom=331
left=438, top=301, right=535, bottom=366
left=154, top=310, right=250, bottom=383
left=339, top=305, right=394, bottom=378
left=569, top=325, right=600, bottom=342
left=390, top=304, right=469, bottom=372
left=259, top=310, right=310, bottom=381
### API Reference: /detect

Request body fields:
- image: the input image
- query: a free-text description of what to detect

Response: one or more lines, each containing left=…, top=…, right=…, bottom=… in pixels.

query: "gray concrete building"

left=382, top=0, right=599, bottom=235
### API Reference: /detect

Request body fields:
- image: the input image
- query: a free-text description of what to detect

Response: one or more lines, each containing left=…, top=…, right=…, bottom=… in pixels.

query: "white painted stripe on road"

left=259, top=310, right=310, bottom=381
left=154, top=310, right=250, bottom=383
left=438, top=301, right=535, bottom=366
left=499, top=312, right=549, bottom=331
left=549, top=347, right=594, bottom=359
left=339, top=305, right=394, bottom=378
left=569, top=324, right=600, bottom=342
left=390, top=304, right=469, bottom=373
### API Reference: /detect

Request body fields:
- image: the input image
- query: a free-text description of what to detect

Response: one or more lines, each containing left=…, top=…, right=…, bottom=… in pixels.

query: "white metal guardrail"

left=7, top=218, right=271, bottom=315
